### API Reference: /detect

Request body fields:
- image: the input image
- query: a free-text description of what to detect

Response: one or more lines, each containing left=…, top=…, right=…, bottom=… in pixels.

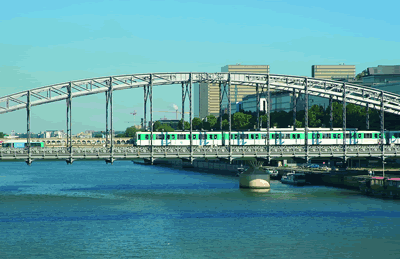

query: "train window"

left=192, top=135, right=197, bottom=140
left=145, top=135, right=149, bottom=140
left=271, top=134, right=275, bottom=139
left=297, top=134, right=300, bottom=139
left=178, top=134, right=186, bottom=140
left=261, top=134, right=267, bottom=139
left=199, top=135, right=206, bottom=140
left=255, top=134, right=259, bottom=139
left=358, top=134, right=361, bottom=138
left=214, top=135, right=217, bottom=140
left=167, top=135, right=170, bottom=140
left=374, top=133, right=378, bottom=138
left=250, top=134, right=254, bottom=139
left=156, top=134, right=165, bottom=140
left=333, top=134, right=336, bottom=139
left=346, top=133, right=350, bottom=138
left=337, top=134, right=341, bottom=138
left=365, top=133, right=371, bottom=138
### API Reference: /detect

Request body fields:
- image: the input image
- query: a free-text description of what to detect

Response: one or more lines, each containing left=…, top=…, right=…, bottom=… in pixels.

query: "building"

left=195, top=64, right=270, bottom=118
left=232, top=91, right=329, bottom=114
left=312, top=65, right=356, bottom=80
left=362, top=65, right=400, bottom=85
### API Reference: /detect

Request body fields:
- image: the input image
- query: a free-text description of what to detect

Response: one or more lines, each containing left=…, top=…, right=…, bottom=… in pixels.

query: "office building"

left=195, top=65, right=270, bottom=118
left=312, top=65, right=356, bottom=80
left=362, top=65, right=400, bottom=85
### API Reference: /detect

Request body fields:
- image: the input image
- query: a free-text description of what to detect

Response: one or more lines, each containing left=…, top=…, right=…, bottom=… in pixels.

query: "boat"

left=236, top=163, right=246, bottom=177
left=281, top=171, right=306, bottom=186
left=267, top=169, right=280, bottom=180
left=359, top=176, right=400, bottom=198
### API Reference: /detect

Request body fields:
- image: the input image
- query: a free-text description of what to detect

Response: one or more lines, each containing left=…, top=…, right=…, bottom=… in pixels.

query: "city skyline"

left=1, top=0, right=399, bottom=134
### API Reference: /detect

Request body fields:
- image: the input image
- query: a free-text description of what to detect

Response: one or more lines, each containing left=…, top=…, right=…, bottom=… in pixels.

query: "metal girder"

left=2, top=73, right=400, bottom=115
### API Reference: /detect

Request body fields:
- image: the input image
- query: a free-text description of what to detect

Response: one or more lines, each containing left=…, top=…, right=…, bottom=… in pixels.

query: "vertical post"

left=105, top=91, right=109, bottom=148
left=228, top=73, right=232, bottom=163
left=66, top=82, right=73, bottom=164
left=189, top=73, right=193, bottom=163
left=343, top=83, right=347, bottom=163
left=144, top=86, right=147, bottom=131
left=293, top=88, right=297, bottom=131
left=256, top=83, right=260, bottom=130
left=380, top=91, right=385, bottom=164
left=219, top=81, right=223, bottom=131
left=304, top=78, right=309, bottom=162
left=182, top=82, right=185, bottom=131
left=110, top=77, right=114, bottom=164
left=150, top=74, right=153, bottom=165
left=26, top=90, right=32, bottom=165
left=329, top=95, right=333, bottom=130
left=267, top=75, right=271, bottom=162
left=366, top=104, right=370, bottom=130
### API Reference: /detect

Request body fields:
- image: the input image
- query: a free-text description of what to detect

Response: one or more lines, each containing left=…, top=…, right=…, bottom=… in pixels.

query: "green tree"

left=94, top=133, right=102, bottom=138
left=157, top=124, right=175, bottom=132
left=0, top=132, right=5, bottom=138
left=125, top=126, right=139, bottom=137
left=192, top=117, right=202, bottom=130
left=233, top=112, right=253, bottom=130
left=308, top=105, right=324, bottom=127
left=177, top=119, right=190, bottom=130
left=295, top=119, right=302, bottom=128
left=355, top=69, right=367, bottom=80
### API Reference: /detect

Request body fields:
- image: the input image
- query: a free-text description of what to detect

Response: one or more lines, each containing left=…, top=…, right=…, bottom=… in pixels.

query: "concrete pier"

left=239, top=167, right=271, bottom=189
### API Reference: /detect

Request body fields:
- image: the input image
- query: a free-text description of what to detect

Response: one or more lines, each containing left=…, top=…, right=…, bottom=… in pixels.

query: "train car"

left=136, top=131, right=222, bottom=146
left=1, top=141, right=44, bottom=148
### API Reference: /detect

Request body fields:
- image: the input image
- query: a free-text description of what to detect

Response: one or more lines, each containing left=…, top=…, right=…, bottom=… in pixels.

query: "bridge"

left=1, top=72, right=400, bottom=165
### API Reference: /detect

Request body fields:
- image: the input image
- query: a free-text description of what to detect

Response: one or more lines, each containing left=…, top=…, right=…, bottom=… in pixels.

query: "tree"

left=232, top=112, right=252, bottom=130
left=0, top=132, right=5, bottom=138
left=295, top=119, right=302, bottom=128
left=177, top=119, right=190, bottom=130
left=355, top=69, right=367, bottom=80
left=94, top=133, right=102, bottom=138
left=115, top=133, right=125, bottom=137
left=192, top=117, right=202, bottom=130
left=125, top=126, right=139, bottom=137
left=308, top=105, right=324, bottom=127
left=157, top=124, right=175, bottom=132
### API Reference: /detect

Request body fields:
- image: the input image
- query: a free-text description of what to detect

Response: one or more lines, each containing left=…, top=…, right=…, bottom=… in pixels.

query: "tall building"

left=363, top=65, right=400, bottom=85
left=195, top=65, right=270, bottom=118
left=312, top=65, right=356, bottom=80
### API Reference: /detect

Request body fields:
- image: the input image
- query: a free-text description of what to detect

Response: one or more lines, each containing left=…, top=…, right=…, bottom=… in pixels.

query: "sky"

left=1, top=0, right=399, bottom=134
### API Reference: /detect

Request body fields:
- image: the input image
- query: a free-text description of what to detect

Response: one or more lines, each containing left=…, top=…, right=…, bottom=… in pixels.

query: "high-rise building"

left=194, top=65, right=270, bottom=118
left=363, top=65, right=400, bottom=85
left=312, top=65, right=356, bottom=80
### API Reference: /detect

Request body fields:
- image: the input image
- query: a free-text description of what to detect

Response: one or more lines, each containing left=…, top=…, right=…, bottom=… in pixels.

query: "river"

left=1, top=160, right=399, bottom=258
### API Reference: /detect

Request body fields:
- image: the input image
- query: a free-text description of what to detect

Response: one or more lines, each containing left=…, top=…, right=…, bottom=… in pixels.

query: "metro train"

left=1, top=141, right=44, bottom=148
left=135, top=128, right=400, bottom=146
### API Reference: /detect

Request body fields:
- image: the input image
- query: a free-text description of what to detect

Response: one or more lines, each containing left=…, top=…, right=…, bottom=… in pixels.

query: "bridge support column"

left=228, top=73, right=232, bottom=164
left=267, top=75, right=271, bottom=164
left=256, top=83, right=260, bottom=130
left=366, top=104, right=370, bottom=130
left=305, top=78, right=309, bottom=163
left=150, top=74, right=154, bottom=165
left=293, top=88, right=296, bottom=131
left=329, top=95, right=333, bottom=130
left=105, top=77, right=114, bottom=164
left=66, top=82, right=73, bottom=165
left=189, top=73, right=193, bottom=164
left=380, top=91, right=385, bottom=165
left=26, top=90, right=32, bottom=166
left=219, top=81, right=223, bottom=131
left=143, top=85, right=149, bottom=131
left=343, top=83, right=347, bottom=164
left=182, top=82, right=185, bottom=130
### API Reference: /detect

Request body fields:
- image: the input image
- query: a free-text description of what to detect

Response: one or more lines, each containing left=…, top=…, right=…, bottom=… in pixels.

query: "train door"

left=311, top=131, right=321, bottom=145
left=199, top=132, right=208, bottom=146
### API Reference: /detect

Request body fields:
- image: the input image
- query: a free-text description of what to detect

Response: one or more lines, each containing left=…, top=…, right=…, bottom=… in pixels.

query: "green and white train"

left=136, top=128, right=400, bottom=146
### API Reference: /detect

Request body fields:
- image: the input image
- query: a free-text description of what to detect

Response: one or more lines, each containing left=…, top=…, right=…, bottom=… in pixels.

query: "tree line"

left=120, top=102, right=400, bottom=138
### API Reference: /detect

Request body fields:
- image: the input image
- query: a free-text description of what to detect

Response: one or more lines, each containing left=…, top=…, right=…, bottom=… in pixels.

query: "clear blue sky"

left=1, top=0, right=399, bottom=134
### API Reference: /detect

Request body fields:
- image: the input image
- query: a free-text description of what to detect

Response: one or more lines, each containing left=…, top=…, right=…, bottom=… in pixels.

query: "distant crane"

left=154, top=111, right=190, bottom=120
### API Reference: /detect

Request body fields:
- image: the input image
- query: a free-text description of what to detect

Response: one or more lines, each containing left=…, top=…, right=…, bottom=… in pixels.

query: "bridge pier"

left=25, top=158, right=33, bottom=166
left=66, top=157, right=74, bottom=165
left=105, top=158, right=115, bottom=164
left=239, top=160, right=270, bottom=189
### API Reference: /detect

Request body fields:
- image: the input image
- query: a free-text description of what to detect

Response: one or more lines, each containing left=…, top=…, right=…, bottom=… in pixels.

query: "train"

left=1, top=141, right=44, bottom=148
left=135, top=128, right=400, bottom=146
left=2, top=128, right=400, bottom=148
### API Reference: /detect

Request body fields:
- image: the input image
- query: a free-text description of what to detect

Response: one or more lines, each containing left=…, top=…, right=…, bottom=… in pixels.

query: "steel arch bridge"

left=1, top=72, right=400, bottom=165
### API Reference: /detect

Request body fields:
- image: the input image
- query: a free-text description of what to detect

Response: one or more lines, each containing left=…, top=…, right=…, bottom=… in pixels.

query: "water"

left=1, top=161, right=400, bottom=259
